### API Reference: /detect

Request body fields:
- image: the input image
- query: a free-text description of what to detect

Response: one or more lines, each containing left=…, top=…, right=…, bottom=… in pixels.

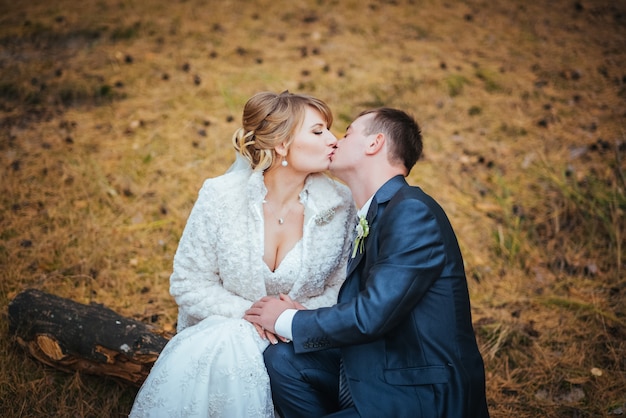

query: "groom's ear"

left=365, top=133, right=385, bottom=156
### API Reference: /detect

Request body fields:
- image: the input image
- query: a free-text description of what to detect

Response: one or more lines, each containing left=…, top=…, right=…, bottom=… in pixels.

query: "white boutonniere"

left=351, top=215, right=370, bottom=258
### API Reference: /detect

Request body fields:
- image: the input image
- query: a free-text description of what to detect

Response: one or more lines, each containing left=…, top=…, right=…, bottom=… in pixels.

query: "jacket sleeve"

left=169, top=180, right=252, bottom=332
left=293, top=196, right=447, bottom=351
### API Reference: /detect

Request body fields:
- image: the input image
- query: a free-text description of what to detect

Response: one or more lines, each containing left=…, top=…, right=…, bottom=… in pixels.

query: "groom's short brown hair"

left=359, top=108, right=422, bottom=174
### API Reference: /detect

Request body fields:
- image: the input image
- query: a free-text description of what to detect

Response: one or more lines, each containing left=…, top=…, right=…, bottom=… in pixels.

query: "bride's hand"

left=245, top=294, right=301, bottom=343
left=278, top=293, right=306, bottom=310
left=251, top=323, right=289, bottom=344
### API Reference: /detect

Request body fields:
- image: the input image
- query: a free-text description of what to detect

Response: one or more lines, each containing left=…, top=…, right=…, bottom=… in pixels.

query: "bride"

left=129, top=91, right=356, bottom=417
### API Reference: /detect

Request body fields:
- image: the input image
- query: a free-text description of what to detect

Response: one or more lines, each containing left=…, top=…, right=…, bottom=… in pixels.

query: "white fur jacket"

left=170, top=169, right=357, bottom=332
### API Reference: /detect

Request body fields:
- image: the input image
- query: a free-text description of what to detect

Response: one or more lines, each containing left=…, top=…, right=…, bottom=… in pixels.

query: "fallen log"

left=8, top=288, right=171, bottom=387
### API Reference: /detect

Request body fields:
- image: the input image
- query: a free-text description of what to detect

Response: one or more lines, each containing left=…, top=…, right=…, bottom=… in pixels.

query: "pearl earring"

left=281, top=157, right=288, bottom=167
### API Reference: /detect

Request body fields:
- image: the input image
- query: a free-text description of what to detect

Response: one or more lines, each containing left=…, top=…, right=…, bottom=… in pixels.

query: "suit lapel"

left=346, top=176, right=408, bottom=275
left=339, top=175, right=408, bottom=302
left=346, top=196, right=378, bottom=275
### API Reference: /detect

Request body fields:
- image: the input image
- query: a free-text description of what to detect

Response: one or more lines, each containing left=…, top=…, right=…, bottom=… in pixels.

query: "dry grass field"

left=1, top=0, right=625, bottom=416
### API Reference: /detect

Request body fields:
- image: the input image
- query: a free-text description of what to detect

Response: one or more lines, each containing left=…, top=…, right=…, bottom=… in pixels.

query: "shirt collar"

left=358, top=195, right=374, bottom=218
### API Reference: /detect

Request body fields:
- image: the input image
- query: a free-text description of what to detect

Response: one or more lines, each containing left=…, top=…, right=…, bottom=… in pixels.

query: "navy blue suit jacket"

left=292, top=176, right=489, bottom=417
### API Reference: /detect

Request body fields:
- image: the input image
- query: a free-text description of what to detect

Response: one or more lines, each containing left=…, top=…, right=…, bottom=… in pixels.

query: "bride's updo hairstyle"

left=232, top=90, right=333, bottom=171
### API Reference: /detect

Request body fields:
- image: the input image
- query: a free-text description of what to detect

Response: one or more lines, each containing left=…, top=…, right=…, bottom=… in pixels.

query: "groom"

left=245, top=108, right=489, bottom=417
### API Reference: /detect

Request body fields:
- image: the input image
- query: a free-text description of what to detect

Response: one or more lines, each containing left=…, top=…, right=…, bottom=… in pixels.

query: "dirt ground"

left=1, top=0, right=625, bottom=416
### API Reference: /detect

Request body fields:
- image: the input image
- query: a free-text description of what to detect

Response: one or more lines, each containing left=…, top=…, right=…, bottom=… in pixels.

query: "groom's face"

left=329, top=113, right=374, bottom=178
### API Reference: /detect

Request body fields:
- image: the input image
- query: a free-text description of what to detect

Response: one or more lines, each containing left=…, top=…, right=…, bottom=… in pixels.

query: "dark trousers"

left=264, top=343, right=360, bottom=418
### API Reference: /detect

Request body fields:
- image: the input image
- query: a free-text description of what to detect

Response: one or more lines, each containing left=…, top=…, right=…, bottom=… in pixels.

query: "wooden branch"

left=8, top=288, right=171, bottom=386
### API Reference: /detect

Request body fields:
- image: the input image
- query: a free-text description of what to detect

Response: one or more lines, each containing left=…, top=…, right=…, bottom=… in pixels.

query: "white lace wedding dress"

left=129, top=244, right=302, bottom=417
left=129, top=170, right=356, bottom=418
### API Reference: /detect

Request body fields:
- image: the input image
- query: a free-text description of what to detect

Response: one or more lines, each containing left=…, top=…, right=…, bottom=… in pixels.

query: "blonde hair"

left=232, top=91, right=333, bottom=171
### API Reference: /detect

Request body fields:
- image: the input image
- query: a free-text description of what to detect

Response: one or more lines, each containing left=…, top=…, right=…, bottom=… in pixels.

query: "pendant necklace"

left=263, top=199, right=292, bottom=225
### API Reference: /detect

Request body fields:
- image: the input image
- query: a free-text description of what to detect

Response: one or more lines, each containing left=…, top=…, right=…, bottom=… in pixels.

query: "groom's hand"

left=244, top=294, right=296, bottom=334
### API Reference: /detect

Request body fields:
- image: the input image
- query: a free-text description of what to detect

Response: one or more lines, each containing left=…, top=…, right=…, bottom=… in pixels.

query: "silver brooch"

left=315, top=208, right=335, bottom=225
